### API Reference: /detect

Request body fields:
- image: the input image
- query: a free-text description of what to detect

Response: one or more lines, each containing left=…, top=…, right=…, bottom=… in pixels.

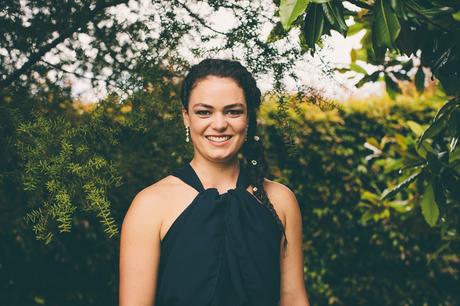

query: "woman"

left=119, top=58, right=310, bottom=306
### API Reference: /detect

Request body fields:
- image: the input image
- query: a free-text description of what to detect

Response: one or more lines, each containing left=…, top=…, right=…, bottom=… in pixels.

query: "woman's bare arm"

left=119, top=187, right=163, bottom=306
left=267, top=181, right=310, bottom=306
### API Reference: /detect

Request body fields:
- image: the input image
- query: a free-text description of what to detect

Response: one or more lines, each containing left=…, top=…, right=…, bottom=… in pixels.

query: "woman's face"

left=183, top=76, right=248, bottom=163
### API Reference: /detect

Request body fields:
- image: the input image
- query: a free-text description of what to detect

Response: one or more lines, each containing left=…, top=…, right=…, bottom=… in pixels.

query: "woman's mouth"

left=205, top=135, right=232, bottom=145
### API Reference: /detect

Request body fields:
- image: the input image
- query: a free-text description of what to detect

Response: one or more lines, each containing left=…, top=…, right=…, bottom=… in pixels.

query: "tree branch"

left=0, top=0, right=128, bottom=89
left=177, top=1, right=227, bottom=35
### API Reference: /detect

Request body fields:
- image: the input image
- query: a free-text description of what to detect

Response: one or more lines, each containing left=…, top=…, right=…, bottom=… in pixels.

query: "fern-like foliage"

left=17, top=109, right=122, bottom=244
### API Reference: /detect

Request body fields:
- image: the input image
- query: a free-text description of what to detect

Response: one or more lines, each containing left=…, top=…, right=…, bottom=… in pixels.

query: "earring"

left=185, top=126, right=190, bottom=142
left=244, top=125, right=248, bottom=142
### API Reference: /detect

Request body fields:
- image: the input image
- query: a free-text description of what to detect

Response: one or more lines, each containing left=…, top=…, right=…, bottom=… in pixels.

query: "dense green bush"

left=261, top=90, right=458, bottom=305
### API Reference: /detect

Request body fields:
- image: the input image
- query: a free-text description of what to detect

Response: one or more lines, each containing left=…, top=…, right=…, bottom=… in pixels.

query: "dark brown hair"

left=180, top=58, right=288, bottom=251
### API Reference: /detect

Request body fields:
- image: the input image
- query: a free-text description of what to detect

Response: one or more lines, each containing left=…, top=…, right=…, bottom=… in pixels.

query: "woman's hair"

left=180, top=58, right=288, bottom=251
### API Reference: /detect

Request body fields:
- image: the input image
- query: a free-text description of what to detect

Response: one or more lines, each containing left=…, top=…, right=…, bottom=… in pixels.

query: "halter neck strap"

left=171, top=161, right=250, bottom=193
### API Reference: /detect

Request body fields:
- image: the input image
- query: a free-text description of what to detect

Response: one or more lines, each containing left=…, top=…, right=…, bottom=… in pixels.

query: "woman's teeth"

left=206, top=136, right=232, bottom=142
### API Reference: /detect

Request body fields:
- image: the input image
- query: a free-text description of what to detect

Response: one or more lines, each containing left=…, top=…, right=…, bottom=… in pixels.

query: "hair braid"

left=242, top=108, right=288, bottom=253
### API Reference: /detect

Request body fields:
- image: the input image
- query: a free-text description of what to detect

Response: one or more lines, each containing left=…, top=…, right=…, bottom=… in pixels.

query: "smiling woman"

left=119, top=58, right=310, bottom=306
left=185, top=76, right=248, bottom=159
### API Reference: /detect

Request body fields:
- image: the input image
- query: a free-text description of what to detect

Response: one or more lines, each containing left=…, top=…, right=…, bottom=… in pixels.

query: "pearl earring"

left=185, top=126, right=190, bottom=142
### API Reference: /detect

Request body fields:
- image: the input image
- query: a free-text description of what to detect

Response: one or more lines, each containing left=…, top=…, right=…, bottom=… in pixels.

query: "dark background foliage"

left=2, top=0, right=460, bottom=305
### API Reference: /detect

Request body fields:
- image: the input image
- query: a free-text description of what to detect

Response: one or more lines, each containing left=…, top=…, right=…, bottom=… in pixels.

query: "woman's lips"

left=205, top=136, right=233, bottom=146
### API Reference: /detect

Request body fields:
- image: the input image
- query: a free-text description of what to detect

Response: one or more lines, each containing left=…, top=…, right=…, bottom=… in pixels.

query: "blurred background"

left=1, top=0, right=459, bottom=305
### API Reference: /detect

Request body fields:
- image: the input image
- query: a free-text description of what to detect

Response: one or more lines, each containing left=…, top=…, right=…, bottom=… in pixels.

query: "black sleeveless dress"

left=154, top=162, right=283, bottom=306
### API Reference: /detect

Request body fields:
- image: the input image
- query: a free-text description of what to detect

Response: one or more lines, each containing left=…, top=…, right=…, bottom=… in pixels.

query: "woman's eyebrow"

left=193, top=103, right=245, bottom=109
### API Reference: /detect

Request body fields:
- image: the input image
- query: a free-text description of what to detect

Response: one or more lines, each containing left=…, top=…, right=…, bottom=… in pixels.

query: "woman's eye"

left=228, top=110, right=243, bottom=115
left=196, top=110, right=210, bottom=115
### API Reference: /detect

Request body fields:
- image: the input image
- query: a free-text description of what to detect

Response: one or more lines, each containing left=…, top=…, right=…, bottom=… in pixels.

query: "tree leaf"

left=347, top=22, right=364, bottom=36
left=302, top=3, right=325, bottom=51
left=381, top=170, right=422, bottom=200
left=349, top=63, right=367, bottom=74
left=373, top=0, right=401, bottom=49
left=321, top=0, right=347, bottom=36
left=280, top=0, right=311, bottom=30
left=421, top=182, right=439, bottom=227
left=267, top=21, right=289, bottom=43
left=415, top=67, right=425, bottom=93
left=355, top=71, right=380, bottom=88
left=453, top=11, right=460, bottom=21
left=406, top=120, right=425, bottom=137
left=384, top=73, right=401, bottom=99
left=419, top=112, right=449, bottom=143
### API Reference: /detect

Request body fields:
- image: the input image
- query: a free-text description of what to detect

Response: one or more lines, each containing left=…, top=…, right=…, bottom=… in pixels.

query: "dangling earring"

left=244, top=125, right=248, bottom=142
left=185, top=126, right=190, bottom=142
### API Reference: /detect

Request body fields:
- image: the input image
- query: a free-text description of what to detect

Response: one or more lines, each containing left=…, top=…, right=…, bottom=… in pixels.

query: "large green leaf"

left=321, top=0, right=347, bottom=36
left=280, top=0, right=311, bottom=30
left=421, top=182, right=439, bottom=227
left=302, top=3, right=325, bottom=51
left=373, top=0, right=401, bottom=49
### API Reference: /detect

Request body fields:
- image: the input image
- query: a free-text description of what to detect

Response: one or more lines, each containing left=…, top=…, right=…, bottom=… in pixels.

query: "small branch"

left=40, top=59, right=105, bottom=83
left=177, top=1, right=227, bottom=35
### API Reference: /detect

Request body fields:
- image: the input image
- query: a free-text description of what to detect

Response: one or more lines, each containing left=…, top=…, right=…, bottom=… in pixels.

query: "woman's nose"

left=211, top=113, right=228, bottom=129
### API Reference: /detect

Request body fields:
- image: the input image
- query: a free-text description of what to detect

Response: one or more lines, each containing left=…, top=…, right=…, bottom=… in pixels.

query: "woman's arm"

left=268, top=181, right=310, bottom=306
left=119, top=188, right=163, bottom=306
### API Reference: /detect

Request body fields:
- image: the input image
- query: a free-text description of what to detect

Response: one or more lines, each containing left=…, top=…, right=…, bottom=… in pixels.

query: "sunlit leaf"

left=280, top=0, right=311, bottom=30
left=406, top=120, right=425, bottom=137
left=349, top=63, right=367, bottom=74
left=421, top=182, right=439, bottom=227
left=381, top=170, right=422, bottom=200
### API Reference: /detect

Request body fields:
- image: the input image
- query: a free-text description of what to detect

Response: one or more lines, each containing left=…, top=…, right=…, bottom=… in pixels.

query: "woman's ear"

left=182, top=107, right=189, bottom=127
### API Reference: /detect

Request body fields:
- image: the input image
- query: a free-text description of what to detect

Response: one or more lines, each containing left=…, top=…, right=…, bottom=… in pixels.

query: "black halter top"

left=154, top=162, right=283, bottom=306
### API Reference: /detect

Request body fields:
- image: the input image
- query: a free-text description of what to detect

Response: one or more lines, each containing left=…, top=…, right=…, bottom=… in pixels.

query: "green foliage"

left=274, top=0, right=460, bottom=229
left=14, top=108, right=122, bottom=244
left=420, top=182, right=439, bottom=227
left=379, top=96, right=460, bottom=232
left=275, top=0, right=460, bottom=96
left=280, top=0, right=311, bottom=30
left=262, top=93, right=459, bottom=305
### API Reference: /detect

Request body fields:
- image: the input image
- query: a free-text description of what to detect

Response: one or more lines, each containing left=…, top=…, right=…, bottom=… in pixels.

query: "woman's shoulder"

left=262, top=178, right=300, bottom=225
left=131, top=174, right=188, bottom=208
left=263, top=178, right=297, bottom=201
left=122, top=175, right=186, bottom=228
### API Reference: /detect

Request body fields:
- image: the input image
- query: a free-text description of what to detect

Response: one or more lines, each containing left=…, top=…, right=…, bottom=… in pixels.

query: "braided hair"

left=180, top=58, right=288, bottom=252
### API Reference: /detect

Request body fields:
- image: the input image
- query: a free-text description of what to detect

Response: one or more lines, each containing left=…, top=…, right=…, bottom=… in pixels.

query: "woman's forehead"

left=189, top=77, right=247, bottom=108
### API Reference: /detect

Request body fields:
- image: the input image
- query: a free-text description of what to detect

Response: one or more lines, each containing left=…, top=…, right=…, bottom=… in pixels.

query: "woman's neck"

left=190, top=157, right=240, bottom=191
